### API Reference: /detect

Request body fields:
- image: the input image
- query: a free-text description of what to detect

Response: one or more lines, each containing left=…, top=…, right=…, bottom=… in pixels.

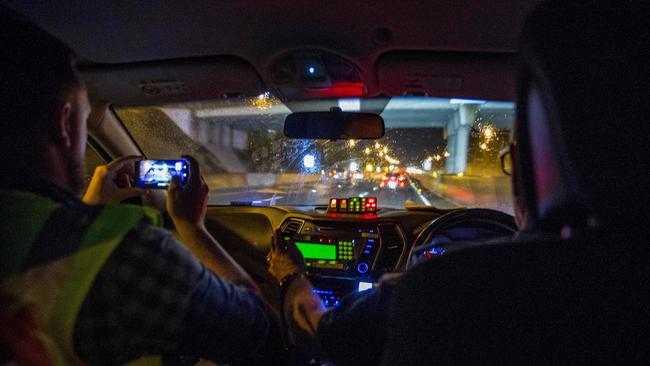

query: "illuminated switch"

left=357, top=262, right=369, bottom=274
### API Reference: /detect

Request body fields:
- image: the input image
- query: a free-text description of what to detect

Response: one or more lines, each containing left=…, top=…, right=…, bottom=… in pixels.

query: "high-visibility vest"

left=1, top=189, right=164, bottom=365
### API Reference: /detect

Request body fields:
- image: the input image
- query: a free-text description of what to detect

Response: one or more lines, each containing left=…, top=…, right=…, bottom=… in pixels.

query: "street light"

left=483, top=126, right=494, bottom=139
left=303, top=154, right=315, bottom=168
left=252, top=92, right=274, bottom=110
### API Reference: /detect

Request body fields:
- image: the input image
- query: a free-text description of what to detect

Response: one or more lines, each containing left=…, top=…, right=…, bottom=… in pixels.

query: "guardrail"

left=203, top=173, right=322, bottom=191
left=416, top=174, right=513, bottom=214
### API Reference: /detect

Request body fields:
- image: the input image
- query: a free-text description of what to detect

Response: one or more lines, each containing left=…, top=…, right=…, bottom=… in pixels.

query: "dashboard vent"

left=375, top=224, right=405, bottom=271
left=282, top=219, right=305, bottom=234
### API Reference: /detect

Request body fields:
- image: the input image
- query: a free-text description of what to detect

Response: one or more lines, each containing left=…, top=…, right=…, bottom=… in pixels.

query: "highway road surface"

left=206, top=175, right=458, bottom=209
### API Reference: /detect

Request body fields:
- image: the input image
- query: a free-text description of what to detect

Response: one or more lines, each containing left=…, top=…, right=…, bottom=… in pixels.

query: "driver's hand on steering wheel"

left=267, top=230, right=306, bottom=283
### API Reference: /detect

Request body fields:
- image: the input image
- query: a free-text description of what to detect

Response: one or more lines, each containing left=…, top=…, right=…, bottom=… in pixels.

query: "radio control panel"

left=281, top=220, right=382, bottom=277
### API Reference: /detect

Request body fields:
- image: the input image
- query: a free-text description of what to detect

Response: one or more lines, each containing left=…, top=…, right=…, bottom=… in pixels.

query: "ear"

left=57, top=101, right=73, bottom=149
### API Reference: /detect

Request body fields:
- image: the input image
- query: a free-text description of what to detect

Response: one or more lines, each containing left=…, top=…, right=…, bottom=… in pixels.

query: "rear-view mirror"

left=284, top=110, right=384, bottom=139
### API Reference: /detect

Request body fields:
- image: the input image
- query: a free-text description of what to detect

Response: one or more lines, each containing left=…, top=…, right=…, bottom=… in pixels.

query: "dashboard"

left=204, top=202, right=445, bottom=307
left=204, top=203, right=516, bottom=309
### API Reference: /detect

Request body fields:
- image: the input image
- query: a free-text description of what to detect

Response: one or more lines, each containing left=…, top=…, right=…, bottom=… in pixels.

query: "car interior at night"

left=3, top=0, right=647, bottom=364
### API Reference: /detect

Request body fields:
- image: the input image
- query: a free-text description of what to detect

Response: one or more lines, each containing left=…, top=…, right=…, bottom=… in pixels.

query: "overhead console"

left=269, top=50, right=366, bottom=100
left=280, top=217, right=406, bottom=307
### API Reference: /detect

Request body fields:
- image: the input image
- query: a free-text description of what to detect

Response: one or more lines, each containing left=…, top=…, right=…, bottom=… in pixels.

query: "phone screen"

left=136, top=160, right=189, bottom=189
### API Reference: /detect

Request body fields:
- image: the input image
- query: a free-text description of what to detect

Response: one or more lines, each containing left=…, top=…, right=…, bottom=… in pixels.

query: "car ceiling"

left=3, top=1, right=543, bottom=103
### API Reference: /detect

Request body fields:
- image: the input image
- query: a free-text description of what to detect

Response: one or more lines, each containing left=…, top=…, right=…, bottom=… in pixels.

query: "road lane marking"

left=252, top=196, right=284, bottom=204
left=410, top=183, right=431, bottom=206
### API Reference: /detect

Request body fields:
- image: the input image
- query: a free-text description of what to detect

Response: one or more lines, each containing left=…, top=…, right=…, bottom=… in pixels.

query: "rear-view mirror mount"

left=284, top=107, right=384, bottom=140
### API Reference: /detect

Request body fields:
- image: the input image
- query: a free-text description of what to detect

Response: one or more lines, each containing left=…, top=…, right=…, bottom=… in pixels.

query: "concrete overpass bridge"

left=161, top=96, right=515, bottom=175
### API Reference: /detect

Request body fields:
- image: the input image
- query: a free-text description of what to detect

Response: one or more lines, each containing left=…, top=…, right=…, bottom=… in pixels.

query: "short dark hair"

left=0, top=7, right=81, bottom=163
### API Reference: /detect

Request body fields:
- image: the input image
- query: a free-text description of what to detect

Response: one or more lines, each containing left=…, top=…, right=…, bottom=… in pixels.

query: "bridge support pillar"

left=445, top=104, right=478, bottom=174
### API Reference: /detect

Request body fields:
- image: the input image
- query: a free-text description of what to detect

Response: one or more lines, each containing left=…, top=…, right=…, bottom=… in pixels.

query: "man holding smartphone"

left=0, top=9, right=277, bottom=365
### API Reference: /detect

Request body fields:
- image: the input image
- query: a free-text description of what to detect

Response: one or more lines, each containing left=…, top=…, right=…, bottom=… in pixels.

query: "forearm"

left=179, top=269, right=272, bottom=363
left=175, top=222, right=259, bottom=291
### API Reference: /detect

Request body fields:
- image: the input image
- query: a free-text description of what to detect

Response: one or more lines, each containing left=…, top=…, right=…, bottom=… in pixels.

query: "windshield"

left=115, top=96, right=515, bottom=213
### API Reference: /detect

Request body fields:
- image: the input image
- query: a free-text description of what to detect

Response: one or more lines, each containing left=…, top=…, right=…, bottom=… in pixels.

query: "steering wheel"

left=407, top=208, right=517, bottom=268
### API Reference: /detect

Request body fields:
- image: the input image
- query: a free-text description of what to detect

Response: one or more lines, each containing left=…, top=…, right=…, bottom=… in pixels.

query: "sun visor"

left=80, top=56, right=266, bottom=106
left=377, top=52, right=516, bottom=101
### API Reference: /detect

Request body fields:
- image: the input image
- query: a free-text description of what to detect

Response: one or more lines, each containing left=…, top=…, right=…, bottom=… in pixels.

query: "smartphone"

left=136, top=159, right=189, bottom=189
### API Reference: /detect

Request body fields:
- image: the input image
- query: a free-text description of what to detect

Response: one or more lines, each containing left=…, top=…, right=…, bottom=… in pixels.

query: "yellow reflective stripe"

left=48, top=205, right=146, bottom=361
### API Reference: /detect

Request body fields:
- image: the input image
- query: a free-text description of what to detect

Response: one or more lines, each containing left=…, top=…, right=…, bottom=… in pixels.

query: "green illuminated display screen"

left=295, top=242, right=337, bottom=260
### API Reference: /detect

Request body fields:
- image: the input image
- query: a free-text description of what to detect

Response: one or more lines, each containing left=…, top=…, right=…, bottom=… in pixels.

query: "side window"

left=84, top=143, right=106, bottom=186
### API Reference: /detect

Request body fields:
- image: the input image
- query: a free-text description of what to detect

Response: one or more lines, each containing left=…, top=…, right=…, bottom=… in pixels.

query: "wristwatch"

left=278, top=272, right=304, bottom=297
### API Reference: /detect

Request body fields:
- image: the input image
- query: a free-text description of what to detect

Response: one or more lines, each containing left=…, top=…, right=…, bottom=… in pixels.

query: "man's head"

left=509, top=0, right=649, bottom=233
left=0, top=8, right=90, bottom=194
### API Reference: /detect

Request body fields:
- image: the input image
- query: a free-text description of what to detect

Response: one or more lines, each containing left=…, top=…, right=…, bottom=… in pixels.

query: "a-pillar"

left=445, top=104, right=478, bottom=174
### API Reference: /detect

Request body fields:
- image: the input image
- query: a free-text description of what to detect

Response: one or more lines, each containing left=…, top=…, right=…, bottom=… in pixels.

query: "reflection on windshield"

left=116, top=96, right=514, bottom=213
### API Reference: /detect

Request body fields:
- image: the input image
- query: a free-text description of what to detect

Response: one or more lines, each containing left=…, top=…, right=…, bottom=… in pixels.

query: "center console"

left=280, top=215, right=405, bottom=307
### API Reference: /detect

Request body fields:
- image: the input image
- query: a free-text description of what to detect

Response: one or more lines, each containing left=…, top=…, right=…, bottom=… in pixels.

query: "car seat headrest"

left=515, top=0, right=649, bottom=232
